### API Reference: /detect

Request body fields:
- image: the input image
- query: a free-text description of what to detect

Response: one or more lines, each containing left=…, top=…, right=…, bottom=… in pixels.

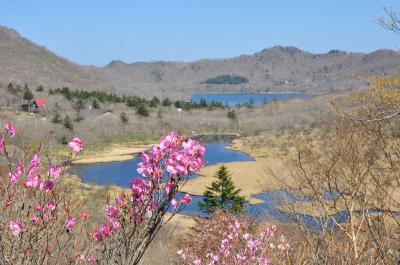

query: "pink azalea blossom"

left=78, top=254, right=86, bottom=261
left=87, top=255, right=96, bottom=264
left=129, top=178, right=147, bottom=194
left=46, top=200, right=56, bottom=211
left=182, top=139, right=205, bottom=157
left=164, top=181, right=174, bottom=195
left=9, top=220, right=24, bottom=236
left=29, top=154, right=40, bottom=170
left=68, top=137, right=85, bottom=153
left=171, top=198, right=177, bottom=210
left=159, top=131, right=182, bottom=151
left=193, top=259, right=201, bottom=265
left=110, top=219, right=120, bottom=231
left=100, top=224, right=111, bottom=237
left=80, top=211, right=89, bottom=220
left=116, top=195, right=127, bottom=208
left=180, top=194, right=192, bottom=205
left=26, top=174, right=41, bottom=188
left=26, top=154, right=41, bottom=188
left=104, top=205, right=119, bottom=219
left=5, top=123, right=16, bottom=138
left=48, top=164, right=62, bottom=179
left=31, top=215, right=40, bottom=224
left=40, top=180, right=54, bottom=192
left=94, top=132, right=206, bottom=255
left=16, top=162, right=24, bottom=175
left=34, top=204, right=43, bottom=212
left=9, top=172, right=19, bottom=185
left=65, top=216, right=76, bottom=231
left=44, top=211, right=52, bottom=223
left=0, top=137, right=5, bottom=154
left=92, top=229, right=104, bottom=242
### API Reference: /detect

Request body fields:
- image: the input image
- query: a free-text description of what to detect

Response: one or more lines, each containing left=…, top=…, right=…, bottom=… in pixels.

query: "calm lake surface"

left=72, top=135, right=336, bottom=228
left=191, top=93, right=312, bottom=107
left=73, top=137, right=253, bottom=187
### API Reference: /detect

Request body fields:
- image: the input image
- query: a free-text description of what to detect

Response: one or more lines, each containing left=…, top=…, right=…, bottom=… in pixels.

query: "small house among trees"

left=21, top=98, right=46, bottom=113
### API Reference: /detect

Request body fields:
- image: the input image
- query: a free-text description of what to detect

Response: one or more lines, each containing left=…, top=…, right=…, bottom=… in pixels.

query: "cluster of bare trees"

left=283, top=77, right=400, bottom=264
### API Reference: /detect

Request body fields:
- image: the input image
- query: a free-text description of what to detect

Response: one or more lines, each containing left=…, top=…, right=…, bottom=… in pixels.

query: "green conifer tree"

left=23, top=86, right=34, bottom=102
left=63, top=115, right=74, bottom=130
left=120, top=112, right=129, bottom=124
left=92, top=99, right=100, bottom=109
left=198, top=165, right=247, bottom=214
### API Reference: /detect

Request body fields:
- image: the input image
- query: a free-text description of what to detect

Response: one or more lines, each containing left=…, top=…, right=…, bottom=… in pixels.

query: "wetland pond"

left=72, top=134, right=340, bottom=230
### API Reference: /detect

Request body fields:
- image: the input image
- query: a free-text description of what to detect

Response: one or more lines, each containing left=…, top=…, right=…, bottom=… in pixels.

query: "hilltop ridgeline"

left=1, top=26, right=400, bottom=97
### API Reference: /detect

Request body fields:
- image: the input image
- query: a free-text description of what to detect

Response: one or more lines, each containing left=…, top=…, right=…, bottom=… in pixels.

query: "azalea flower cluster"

left=177, top=212, right=290, bottom=265
left=89, top=132, right=205, bottom=263
left=93, top=132, right=204, bottom=240
left=0, top=122, right=89, bottom=263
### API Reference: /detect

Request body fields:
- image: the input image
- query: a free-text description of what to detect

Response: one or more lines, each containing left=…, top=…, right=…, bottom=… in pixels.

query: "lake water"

left=73, top=136, right=254, bottom=187
left=191, top=93, right=312, bottom=107
left=72, top=135, right=345, bottom=229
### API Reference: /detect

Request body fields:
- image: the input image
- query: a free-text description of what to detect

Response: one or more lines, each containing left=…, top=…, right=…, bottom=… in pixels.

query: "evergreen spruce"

left=120, top=112, right=129, bottom=124
left=227, top=109, right=237, bottom=120
left=136, top=104, right=149, bottom=116
left=52, top=113, right=62, bottom=124
left=23, top=86, right=34, bottom=102
left=92, top=99, right=100, bottom=109
left=162, top=97, right=172, bottom=107
left=198, top=165, right=247, bottom=214
left=63, top=115, right=74, bottom=130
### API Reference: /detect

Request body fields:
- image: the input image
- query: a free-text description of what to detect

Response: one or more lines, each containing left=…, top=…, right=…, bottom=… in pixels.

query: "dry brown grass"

left=181, top=157, right=294, bottom=204
left=73, top=142, right=156, bottom=164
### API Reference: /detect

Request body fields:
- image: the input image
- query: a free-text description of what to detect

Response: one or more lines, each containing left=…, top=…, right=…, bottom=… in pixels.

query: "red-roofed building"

left=32, top=98, right=46, bottom=109
left=22, top=98, right=46, bottom=113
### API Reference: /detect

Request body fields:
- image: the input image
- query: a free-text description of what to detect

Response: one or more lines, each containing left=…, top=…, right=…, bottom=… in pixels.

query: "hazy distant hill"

left=1, top=26, right=400, bottom=98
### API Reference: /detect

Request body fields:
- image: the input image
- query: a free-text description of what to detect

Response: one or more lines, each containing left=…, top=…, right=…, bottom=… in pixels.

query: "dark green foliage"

left=174, top=100, right=183, bottom=109
left=52, top=113, right=62, bottom=124
left=149, top=96, right=160, bottom=108
left=204, top=75, right=249, bottom=85
left=173, top=100, right=225, bottom=111
left=208, top=101, right=225, bottom=109
left=136, top=104, right=149, bottom=116
left=45, top=85, right=228, bottom=112
left=199, top=98, right=207, bottom=108
left=63, top=115, right=74, bottom=130
left=162, top=97, right=172, bottom=107
left=36, top=85, right=44, bottom=92
left=74, top=99, right=86, bottom=112
left=7, top=83, right=13, bottom=93
left=23, top=85, right=34, bottom=102
left=92, top=99, right=100, bottom=109
left=53, top=87, right=124, bottom=103
left=198, top=165, right=247, bottom=214
left=7, top=83, right=22, bottom=95
left=120, top=112, right=129, bottom=124
left=247, top=98, right=255, bottom=108
left=126, top=96, right=148, bottom=108
left=227, top=110, right=237, bottom=120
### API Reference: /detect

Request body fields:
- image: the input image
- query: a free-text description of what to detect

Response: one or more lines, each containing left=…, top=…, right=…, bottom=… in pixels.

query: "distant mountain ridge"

left=1, top=26, right=400, bottom=98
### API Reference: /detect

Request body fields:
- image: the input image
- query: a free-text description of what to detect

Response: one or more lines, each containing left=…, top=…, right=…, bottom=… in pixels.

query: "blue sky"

left=1, top=1, right=400, bottom=66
